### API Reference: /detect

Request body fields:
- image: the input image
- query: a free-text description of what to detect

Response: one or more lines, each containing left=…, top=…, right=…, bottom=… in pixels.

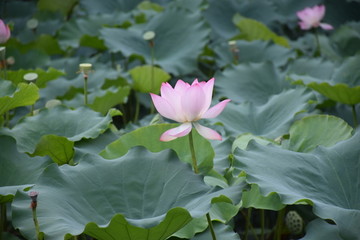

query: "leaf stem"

left=188, top=129, right=199, bottom=174
left=206, top=213, right=217, bottom=240
left=0, top=203, right=6, bottom=240
left=83, top=75, right=88, bottom=105
left=260, top=209, right=265, bottom=240
left=275, top=208, right=285, bottom=240
left=352, top=105, right=358, bottom=128
left=134, top=92, right=140, bottom=123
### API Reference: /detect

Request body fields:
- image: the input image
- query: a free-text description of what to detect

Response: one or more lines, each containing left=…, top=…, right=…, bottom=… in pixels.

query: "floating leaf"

left=211, top=88, right=314, bottom=138
left=0, top=82, right=39, bottom=116
left=213, top=40, right=295, bottom=68
left=129, top=65, right=170, bottom=93
left=288, top=115, right=353, bottom=152
left=234, top=131, right=360, bottom=239
left=233, top=14, right=289, bottom=47
left=6, top=67, right=65, bottom=88
left=101, top=8, right=210, bottom=75
left=3, top=106, right=120, bottom=154
left=241, top=184, right=285, bottom=211
left=101, top=124, right=215, bottom=173
left=0, top=135, right=51, bottom=203
left=12, top=147, right=244, bottom=240
left=214, top=62, right=288, bottom=105
left=232, top=133, right=277, bottom=152
left=32, top=135, right=75, bottom=165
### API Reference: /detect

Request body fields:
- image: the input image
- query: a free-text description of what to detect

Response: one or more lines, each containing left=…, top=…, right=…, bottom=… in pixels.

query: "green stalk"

left=134, top=92, right=140, bottom=123
left=83, top=76, right=88, bottom=105
left=352, top=105, right=358, bottom=128
left=314, top=29, right=321, bottom=57
left=0, top=203, right=6, bottom=240
left=275, top=208, right=285, bottom=240
left=188, top=130, right=199, bottom=174
left=242, top=208, right=259, bottom=240
left=31, top=207, right=42, bottom=240
left=260, top=209, right=265, bottom=240
left=150, top=44, right=155, bottom=93
left=188, top=130, right=216, bottom=240
left=206, top=213, right=217, bottom=240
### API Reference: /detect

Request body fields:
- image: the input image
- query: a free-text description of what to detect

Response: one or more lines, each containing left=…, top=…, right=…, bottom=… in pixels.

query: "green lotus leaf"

left=0, top=135, right=51, bottom=203
left=32, top=135, right=74, bottom=165
left=241, top=184, right=285, bottom=211
left=232, top=133, right=277, bottom=152
left=101, top=124, right=215, bottom=173
left=6, top=67, right=64, bottom=88
left=37, top=0, right=78, bottom=16
left=63, top=86, right=130, bottom=114
left=0, top=82, right=39, bottom=116
left=79, top=0, right=143, bottom=14
left=331, top=23, right=360, bottom=57
left=233, top=14, right=289, bottom=47
left=203, top=0, right=278, bottom=40
left=100, top=8, right=210, bottom=75
left=300, top=219, right=342, bottom=240
left=58, top=13, right=129, bottom=50
left=213, top=40, right=295, bottom=68
left=3, top=106, right=119, bottom=154
left=214, top=62, right=289, bottom=105
left=290, top=55, right=360, bottom=104
left=288, top=115, right=353, bottom=152
left=129, top=65, right=170, bottom=93
left=211, top=88, right=314, bottom=138
left=287, top=57, right=335, bottom=80
left=12, top=147, right=244, bottom=240
left=234, top=131, right=360, bottom=239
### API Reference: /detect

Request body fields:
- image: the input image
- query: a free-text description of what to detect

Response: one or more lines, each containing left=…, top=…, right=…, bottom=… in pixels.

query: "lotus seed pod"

left=285, top=210, right=304, bottom=235
left=143, top=31, right=156, bottom=41
left=45, top=99, right=62, bottom=109
left=26, top=18, right=39, bottom=30
left=23, top=72, right=38, bottom=83
left=79, top=63, right=92, bottom=75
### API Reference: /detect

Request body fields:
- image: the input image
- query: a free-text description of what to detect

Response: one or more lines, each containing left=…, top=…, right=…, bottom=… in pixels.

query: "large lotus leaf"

left=32, top=135, right=75, bottom=165
left=40, top=67, right=122, bottom=100
left=233, top=130, right=360, bottom=239
left=79, top=0, right=143, bottom=14
left=213, top=40, right=295, bottom=68
left=58, top=13, right=129, bottom=50
left=129, top=65, right=170, bottom=93
left=6, top=67, right=64, bottom=88
left=0, top=135, right=51, bottom=203
left=63, top=86, right=130, bottom=114
left=0, top=82, right=39, bottom=116
left=37, top=0, right=77, bottom=16
left=101, top=124, right=215, bottom=173
left=241, top=184, right=285, bottom=211
left=12, top=147, right=244, bottom=240
left=203, top=0, right=278, bottom=40
left=300, top=219, right=342, bottom=240
left=3, top=106, right=119, bottom=154
left=331, top=23, right=360, bottom=57
left=286, top=58, right=336, bottom=80
left=214, top=62, right=288, bottom=105
left=233, top=14, right=289, bottom=47
left=232, top=133, right=277, bottom=152
left=288, top=115, right=353, bottom=152
left=211, top=88, right=314, bottom=138
left=290, top=55, right=360, bottom=104
left=100, top=8, right=210, bottom=75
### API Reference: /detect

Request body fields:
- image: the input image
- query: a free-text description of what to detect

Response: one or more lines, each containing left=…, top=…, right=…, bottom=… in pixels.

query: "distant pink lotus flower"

left=0, top=19, right=10, bottom=43
left=297, top=5, right=333, bottom=30
left=150, top=78, right=230, bottom=142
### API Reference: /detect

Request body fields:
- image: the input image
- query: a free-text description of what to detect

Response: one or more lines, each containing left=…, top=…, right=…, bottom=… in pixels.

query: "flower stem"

left=260, top=209, right=265, bottom=240
left=188, top=130, right=199, bottom=174
left=314, top=29, right=321, bottom=57
left=206, top=213, right=217, bottom=240
left=275, top=208, right=285, bottom=240
left=352, top=105, right=358, bottom=128
left=0, top=203, right=6, bottom=240
left=83, top=75, right=88, bottom=105
left=134, top=92, right=140, bottom=123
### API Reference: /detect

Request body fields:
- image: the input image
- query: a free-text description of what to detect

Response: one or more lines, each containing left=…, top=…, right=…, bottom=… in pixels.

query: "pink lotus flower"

left=297, top=5, right=333, bottom=30
left=150, top=78, right=230, bottom=142
left=0, top=19, right=10, bottom=44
